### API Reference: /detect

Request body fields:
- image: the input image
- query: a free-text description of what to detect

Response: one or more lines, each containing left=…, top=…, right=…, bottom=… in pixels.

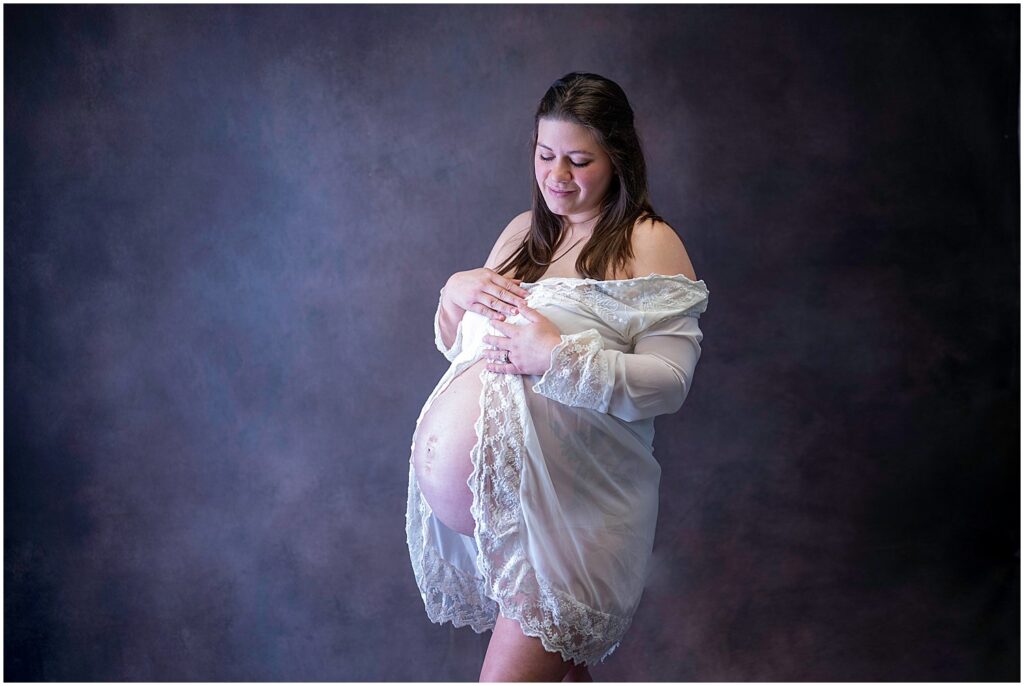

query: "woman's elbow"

left=664, top=369, right=692, bottom=416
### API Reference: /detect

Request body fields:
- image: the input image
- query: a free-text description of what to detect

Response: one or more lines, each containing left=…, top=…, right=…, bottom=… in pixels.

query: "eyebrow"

left=537, top=143, right=594, bottom=156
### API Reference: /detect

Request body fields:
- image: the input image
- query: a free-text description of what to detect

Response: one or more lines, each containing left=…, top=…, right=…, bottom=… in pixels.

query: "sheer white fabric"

left=433, top=295, right=465, bottom=363
left=407, top=273, right=710, bottom=666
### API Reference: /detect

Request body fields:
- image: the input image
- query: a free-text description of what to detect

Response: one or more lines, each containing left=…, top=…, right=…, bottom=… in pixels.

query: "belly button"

left=423, top=435, right=438, bottom=473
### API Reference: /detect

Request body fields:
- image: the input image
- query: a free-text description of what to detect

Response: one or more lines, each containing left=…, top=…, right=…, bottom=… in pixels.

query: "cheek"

left=581, top=168, right=612, bottom=193
left=576, top=170, right=598, bottom=191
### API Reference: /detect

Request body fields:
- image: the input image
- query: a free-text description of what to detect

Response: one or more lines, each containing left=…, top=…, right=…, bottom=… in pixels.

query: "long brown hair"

left=494, top=72, right=664, bottom=282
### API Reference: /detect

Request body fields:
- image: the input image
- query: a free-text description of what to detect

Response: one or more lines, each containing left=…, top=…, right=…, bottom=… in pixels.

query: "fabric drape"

left=407, top=273, right=710, bottom=666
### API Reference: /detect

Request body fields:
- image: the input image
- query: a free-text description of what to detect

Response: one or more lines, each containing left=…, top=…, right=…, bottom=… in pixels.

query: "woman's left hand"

left=482, top=303, right=563, bottom=376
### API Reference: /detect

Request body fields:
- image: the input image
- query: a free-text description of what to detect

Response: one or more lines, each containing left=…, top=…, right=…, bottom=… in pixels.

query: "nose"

left=552, top=160, right=573, bottom=183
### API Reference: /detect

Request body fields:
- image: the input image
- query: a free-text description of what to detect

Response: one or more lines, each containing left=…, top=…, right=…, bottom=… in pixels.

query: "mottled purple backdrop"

left=5, top=4, right=1018, bottom=682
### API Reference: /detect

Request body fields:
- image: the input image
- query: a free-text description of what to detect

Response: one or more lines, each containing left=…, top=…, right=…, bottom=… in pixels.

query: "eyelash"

left=538, top=155, right=590, bottom=168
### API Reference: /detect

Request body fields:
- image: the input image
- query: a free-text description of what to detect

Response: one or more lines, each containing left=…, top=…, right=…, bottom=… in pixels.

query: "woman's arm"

left=433, top=210, right=531, bottom=360
left=530, top=314, right=703, bottom=422
left=530, top=220, right=705, bottom=421
left=434, top=285, right=466, bottom=361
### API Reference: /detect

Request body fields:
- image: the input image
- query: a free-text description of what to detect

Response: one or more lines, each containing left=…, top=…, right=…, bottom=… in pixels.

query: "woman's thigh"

left=479, top=613, right=576, bottom=682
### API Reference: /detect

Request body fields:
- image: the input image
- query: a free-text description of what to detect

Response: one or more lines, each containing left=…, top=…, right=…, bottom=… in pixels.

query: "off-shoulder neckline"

left=524, top=272, right=707, bottom=288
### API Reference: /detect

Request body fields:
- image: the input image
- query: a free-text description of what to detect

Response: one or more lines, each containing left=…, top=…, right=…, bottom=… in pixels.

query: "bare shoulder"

left=483, top=210, right=532, bottom=273
left=629, top=217, right=697, bottom=281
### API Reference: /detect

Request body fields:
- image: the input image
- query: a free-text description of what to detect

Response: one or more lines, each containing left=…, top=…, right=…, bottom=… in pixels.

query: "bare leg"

left=479, top=613, right=575, bottom=682
left=563, top=663, right=593, bottom=681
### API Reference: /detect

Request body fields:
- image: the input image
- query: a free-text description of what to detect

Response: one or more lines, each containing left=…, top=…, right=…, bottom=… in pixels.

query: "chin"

left=546, top=197, right=576, bottom=210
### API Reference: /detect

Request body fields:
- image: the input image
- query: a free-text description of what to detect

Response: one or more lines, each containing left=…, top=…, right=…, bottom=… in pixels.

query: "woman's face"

left=534, top=117, right=615, bottom=227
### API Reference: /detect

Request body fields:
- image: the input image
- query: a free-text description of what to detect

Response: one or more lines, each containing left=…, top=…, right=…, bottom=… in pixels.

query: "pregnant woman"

left=406, top=72, right=711, bottom=682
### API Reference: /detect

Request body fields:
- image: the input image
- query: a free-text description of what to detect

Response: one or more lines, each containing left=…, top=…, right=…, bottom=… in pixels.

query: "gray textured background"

left=5, top=3, right=1019, bottom=682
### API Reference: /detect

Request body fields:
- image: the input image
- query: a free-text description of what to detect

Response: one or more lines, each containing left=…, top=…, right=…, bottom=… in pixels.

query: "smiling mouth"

left=548, top=187, right=576, bottom=193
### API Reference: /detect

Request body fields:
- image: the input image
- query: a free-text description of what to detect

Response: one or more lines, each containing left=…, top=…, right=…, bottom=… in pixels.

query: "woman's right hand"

left=443, top=268, right=531, bottom=321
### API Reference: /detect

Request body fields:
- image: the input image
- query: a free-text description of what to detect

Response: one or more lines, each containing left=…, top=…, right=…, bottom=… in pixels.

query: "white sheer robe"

left=406, top=273, right=710, bottom=666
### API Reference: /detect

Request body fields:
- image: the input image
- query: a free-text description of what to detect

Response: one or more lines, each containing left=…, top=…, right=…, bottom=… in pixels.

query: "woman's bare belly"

left=412, top=356, right=489, bottom=537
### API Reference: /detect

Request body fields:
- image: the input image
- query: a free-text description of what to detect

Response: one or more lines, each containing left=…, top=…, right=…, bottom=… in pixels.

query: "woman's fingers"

left=506, top=277, right=530, bottom=298
left=484, top=346, right=516, bottom=373
left=489, top=278, right=528, bottom=304
left=470, top=301, right=505, bottom=320
left=482, top=332, right=511, bottom=347
left=493, top=274, right=529, bottom=300
left=479, top=283, right=525, bottom=317
left=467, top=274, right=529, bottom=321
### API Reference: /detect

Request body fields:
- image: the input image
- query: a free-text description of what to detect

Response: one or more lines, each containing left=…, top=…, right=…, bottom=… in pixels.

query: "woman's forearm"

left=435, top=284, right=466, bottom=351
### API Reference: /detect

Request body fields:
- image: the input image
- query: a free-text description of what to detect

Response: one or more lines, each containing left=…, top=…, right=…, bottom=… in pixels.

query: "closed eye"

left=538, top=155, right=590, bottom=168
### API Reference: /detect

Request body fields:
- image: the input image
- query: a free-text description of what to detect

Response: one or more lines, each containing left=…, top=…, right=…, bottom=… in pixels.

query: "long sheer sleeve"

left=530, top=314, right=704, bottom=423
left=433, top=288, right=465, bottom=362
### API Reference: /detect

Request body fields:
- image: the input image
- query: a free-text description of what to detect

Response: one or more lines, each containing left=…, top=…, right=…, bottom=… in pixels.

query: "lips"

left=548, top=187, right=576, bottom=196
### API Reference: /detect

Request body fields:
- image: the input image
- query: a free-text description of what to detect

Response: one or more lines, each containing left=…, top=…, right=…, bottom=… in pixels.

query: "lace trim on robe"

left=406, top=469, right=498, bottom=632
left=527, top=275, right=708, bottom=412
left=409, top=274, right=710, bottom=666
left=525, top=273, right=709, bottom=341
left=404, top=362, right=631, bottom=666
left=467, top=368, right=632, bottom=666
left=530, top=329, right=612, bottom=412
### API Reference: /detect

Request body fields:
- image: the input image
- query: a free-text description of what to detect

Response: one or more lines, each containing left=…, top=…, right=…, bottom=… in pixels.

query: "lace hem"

left=404, top=366, right=632, bottom=665
left=408, top=274, right=711, bottom=667
left=530, top=328, right=612, bottom=412
left=407, top=335, right=637, bottom=666
left=406, top=458, right=498, bottom=633
left=467, top=366, right=630, bottom=666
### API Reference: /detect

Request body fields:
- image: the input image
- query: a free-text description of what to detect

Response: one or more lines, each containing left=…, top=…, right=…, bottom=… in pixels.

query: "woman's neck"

left=563, top=214, right=599, bottom=236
